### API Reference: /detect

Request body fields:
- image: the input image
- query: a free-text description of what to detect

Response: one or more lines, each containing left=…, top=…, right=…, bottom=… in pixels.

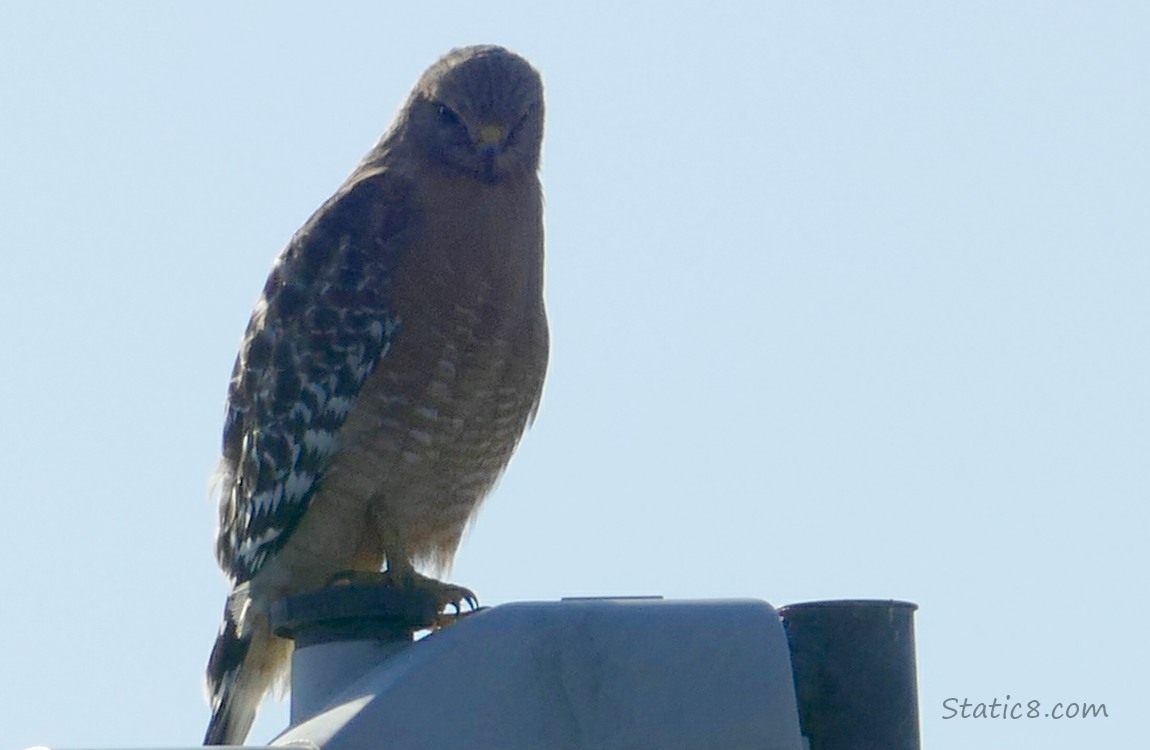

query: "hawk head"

left=404, top=45, right=544, bottom=184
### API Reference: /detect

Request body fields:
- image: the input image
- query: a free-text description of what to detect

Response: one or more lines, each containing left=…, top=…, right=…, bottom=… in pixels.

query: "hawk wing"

left=215, top=168, right=414, bottom=583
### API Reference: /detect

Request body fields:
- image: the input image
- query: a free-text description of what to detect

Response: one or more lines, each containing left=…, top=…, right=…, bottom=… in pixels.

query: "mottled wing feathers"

left=216, top=170, right=414, bottom=582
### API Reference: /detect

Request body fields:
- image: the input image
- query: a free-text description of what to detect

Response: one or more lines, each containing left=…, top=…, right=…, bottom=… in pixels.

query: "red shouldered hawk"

left=203, top=45, right=548, bottom=745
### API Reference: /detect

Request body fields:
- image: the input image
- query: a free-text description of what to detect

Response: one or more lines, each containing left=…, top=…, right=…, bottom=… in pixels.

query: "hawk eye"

left=505, top=113, right=530, bottom=147
left=433, top=103, right=470, bottom=148
left=436, top=104, right=462, bottom=128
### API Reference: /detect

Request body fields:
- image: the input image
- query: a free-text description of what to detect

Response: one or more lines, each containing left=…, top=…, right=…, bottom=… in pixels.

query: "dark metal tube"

left=779, top=599, right=920, bottom=750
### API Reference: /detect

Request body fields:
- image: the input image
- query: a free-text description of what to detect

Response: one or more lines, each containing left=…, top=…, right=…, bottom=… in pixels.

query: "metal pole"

left=779, top=599, right=920, bottom=750
left=271, top=583, right=440, bottom=725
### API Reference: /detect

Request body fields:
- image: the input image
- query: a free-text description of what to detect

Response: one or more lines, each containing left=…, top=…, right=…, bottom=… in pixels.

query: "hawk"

left=203, top=45, right=548, bottom=745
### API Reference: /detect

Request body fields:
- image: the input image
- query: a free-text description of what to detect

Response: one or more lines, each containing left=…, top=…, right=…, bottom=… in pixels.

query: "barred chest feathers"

left=314, top=169, right=547, bottom=575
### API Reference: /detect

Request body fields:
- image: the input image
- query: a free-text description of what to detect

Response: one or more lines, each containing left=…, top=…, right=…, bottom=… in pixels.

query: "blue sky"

left=3, top=3, right=1147, bottom=748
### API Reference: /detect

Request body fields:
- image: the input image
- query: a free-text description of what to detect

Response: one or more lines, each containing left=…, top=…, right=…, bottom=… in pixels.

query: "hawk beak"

left=477, top=123, right=507, bottom=147
left=477, top=123, right=507, bottom=183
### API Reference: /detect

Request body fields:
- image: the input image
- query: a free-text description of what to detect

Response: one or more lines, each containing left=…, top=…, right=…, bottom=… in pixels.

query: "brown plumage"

left=203, top=45, right=547, bottom=745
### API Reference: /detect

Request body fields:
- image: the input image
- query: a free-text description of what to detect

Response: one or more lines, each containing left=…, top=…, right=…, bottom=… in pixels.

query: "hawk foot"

left=326, top=568, right=478, bottom=616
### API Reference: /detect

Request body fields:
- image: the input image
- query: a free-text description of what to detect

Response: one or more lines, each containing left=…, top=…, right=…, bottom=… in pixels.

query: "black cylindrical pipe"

left=779, top=599, right=920, bottom=750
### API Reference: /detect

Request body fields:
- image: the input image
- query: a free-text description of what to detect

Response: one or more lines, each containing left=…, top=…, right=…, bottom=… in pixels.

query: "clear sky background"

left=2, top=3, right=1147, bottom=749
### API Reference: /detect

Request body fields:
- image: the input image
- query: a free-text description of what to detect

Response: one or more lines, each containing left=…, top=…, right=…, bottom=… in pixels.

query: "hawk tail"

left=203, top=602, right=283, bottom=745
